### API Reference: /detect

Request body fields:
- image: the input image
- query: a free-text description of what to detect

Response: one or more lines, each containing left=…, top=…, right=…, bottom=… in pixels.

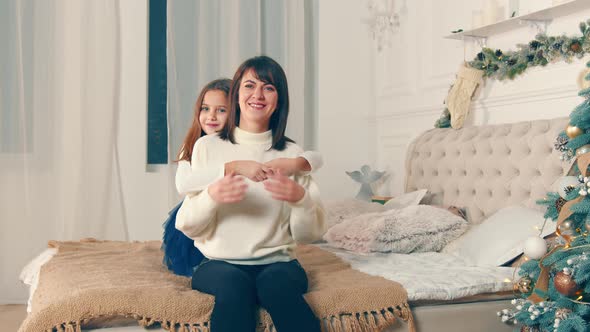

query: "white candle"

left=483, top=0, right=505, bottom=25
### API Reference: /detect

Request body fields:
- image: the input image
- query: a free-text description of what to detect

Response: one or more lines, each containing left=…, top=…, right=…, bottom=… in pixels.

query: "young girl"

left=176, top=56, right=325, bottom=332
left=162, top=79, right=322, bottom=277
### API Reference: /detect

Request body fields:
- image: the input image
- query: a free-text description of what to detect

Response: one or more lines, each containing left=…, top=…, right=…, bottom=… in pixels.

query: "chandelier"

left=364, top=0, right=401, bottom=51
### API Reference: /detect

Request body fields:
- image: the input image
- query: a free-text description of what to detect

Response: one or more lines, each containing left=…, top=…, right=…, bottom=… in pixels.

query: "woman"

left=163, top=78, right=323, bottom=277
left=175, top=56, right=325, bottom=332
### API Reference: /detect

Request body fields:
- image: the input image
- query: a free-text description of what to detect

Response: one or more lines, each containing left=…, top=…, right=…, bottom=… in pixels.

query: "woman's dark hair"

left=220, top=56, right=294, bottom=150
left=176, top=78, right=231, bottom=161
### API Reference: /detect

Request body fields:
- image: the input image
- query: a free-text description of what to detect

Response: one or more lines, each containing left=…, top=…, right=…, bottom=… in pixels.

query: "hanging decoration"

left=435, top=20, right=590, bottom=128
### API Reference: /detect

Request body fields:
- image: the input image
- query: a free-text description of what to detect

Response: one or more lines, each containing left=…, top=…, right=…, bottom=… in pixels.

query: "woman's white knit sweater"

left=176, top=127, right=326, bottom=265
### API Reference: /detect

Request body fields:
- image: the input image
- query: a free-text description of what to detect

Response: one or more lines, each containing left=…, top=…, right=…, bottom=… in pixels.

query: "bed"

left=19, top=117, right=569, bottom=332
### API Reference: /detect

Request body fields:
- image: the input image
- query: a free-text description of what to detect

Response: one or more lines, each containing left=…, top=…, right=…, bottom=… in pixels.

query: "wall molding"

left=375, top=104, right=444, bottom=120
left=472, top=84, right=578, bottom=109
left=418, top=71, right=455, bottom=91
left=376, top=54, right=414, bottom=97
left=376, top=133, right=413, bottom=195
left=379, top=82, right=414, bottom=97
left=374, top=83, right=580, bottom=120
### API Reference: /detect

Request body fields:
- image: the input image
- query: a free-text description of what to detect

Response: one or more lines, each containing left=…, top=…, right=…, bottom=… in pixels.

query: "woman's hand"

left=263, top=170, right=305, bottom=203
left=264, top=157, right=310, bottom=176
left=208, top=172, right=248, bottom=203
left=226, top=160, right=271, bottom=182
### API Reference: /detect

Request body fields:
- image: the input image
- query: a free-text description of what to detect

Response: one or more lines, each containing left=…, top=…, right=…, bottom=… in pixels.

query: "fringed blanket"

left=18, top=239, right=415, bottom=332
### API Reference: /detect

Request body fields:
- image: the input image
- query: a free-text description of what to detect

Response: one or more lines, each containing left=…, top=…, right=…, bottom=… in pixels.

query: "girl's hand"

left=226, top=160, right=271, bottom=182
left=208, top=172, right=248, bottom=203
left=263, top=170, right=305, bottom=203
left=264, top=157, right=310, bottom=176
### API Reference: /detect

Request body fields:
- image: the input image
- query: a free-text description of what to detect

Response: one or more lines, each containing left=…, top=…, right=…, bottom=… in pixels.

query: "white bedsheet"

left=19, top=248, right=58, bottom=313
left=317, top=244, right=515, bottom=301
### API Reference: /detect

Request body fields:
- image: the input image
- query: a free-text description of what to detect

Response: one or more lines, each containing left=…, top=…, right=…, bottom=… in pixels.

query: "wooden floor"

left=0, top=304, right=27, bottom=331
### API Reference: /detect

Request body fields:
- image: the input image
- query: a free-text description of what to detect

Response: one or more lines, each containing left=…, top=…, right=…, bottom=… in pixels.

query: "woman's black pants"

left=191, top=259, right=321, bottom=332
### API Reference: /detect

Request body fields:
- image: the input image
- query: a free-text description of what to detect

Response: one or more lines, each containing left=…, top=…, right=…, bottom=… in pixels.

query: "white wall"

left=316, top=0, right=377, bottom=199
left=373, top=1, right=590, bottom=195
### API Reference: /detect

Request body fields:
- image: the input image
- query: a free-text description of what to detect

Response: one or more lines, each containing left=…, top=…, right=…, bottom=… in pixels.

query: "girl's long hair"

left=176, top=78, right=231, bottom=161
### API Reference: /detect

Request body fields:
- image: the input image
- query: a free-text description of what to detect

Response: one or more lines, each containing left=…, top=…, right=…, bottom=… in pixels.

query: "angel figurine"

left=346, top=165, right=386, bottom=201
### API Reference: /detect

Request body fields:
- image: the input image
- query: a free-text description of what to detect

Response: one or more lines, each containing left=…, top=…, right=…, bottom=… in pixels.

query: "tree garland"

left=434, top=20, right=590, bottom=128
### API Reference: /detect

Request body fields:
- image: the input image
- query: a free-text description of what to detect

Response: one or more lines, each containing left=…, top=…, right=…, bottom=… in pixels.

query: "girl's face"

left=199, top=89, right=229, bottom=135
left=238, top=69, right=278, bottom=130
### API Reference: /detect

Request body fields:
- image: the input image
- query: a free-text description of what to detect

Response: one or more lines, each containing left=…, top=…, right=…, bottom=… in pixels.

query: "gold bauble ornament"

left=557, top=220, right=575, bottom=243
left=554, top=271, right=580, bottom=297
left=566, top=125, right=583, bottom=138
left=559, top=220, right=573, bottom=231
left=520, top=326, right=540, bottom=332
left=514, top=276, right=533, bottom=294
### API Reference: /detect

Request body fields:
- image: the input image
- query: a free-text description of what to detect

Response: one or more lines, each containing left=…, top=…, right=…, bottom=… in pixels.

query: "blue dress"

left=161, top=202, right=204, bottom=277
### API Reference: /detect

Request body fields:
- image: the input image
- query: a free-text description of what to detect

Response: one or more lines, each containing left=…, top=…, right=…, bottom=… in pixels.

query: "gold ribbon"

left=527, top=245, right=563, bottom=303
left=526, top=152, right=590, bottom=303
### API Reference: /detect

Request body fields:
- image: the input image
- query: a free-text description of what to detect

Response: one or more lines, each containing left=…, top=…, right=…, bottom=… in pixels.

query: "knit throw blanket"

left=18, top=239, right=415, bottom=332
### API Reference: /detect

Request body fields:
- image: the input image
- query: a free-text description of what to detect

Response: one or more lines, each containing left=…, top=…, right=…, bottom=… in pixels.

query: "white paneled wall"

left=316, top=0, right=376, bottom=199
left=374, top=1, right=590, bottom=196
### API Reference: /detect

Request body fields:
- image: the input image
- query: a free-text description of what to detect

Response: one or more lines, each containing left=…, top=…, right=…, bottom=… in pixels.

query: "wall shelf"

left=445, top=0, right=590, bottom=41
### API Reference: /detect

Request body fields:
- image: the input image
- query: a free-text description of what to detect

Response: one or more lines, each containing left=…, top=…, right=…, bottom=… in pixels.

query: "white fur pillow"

left=324, top=199, right=386, bottom=228
left=324, top=205, right=468, bottom=254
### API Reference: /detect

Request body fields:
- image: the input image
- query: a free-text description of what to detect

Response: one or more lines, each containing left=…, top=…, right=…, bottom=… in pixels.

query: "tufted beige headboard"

left=405, top=117, right=570, bottom=224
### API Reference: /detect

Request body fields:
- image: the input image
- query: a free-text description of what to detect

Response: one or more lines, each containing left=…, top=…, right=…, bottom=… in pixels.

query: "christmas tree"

left=499, top=61, right=590, bottom=332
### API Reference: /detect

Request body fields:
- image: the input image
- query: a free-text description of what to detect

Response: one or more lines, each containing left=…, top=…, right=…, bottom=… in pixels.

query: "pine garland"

left=434, top=20, right=590, bottom=128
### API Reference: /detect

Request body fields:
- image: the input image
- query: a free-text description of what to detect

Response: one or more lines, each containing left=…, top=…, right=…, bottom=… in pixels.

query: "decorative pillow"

left=383, top=189, right=428, bottom=210
left=442, top=205, right=556, bottom=266
left=324, top=199, right=386, bottom=228
left=420, top=192, right=444, bottom=206
left=324, top=205, right=468, bottom=254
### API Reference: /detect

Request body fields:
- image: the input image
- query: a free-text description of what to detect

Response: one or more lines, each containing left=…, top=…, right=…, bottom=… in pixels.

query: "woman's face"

left=238, top=69, right=278, bottom=130
left=199, top=89, right=229, bottom=135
